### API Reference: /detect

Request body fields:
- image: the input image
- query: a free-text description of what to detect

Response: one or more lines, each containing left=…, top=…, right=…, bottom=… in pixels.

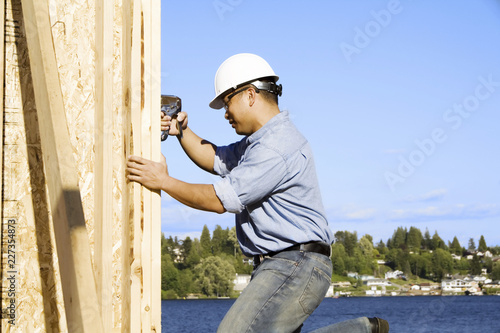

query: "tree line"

left=161, top=225, right=500, bottom=299
left=161, top=225, right=253, bottom=299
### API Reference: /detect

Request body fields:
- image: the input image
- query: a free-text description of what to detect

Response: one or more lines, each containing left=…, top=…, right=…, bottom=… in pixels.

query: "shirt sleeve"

left=213, top=138, right=248, bottom=176
left=213, top=145, right=288, bottom=213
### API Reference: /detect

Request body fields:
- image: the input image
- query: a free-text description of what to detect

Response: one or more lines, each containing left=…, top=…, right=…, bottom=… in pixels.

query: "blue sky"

left=160, top=1, right=500, bottom=247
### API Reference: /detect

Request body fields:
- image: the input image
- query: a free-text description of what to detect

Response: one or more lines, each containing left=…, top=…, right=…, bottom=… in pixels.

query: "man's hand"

left=162, top=111, right=188, bottom=137
left=127, top=154, right=169, bottom=190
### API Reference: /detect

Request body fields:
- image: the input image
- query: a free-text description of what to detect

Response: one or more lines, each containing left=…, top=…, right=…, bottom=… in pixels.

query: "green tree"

left=431, top=231, right=446, bottom=250
left=470, top=255, right=482, bottom=275
left=376, top=239, right=388, bottom=256
left=468, top=238, right=476, bottom=252
left=162, top=253, right=179, bottom=296
left=331, top=243, right=349, bottom=275
left=200, top=225, right=212, bottom=258
left=177, top=269, right=197, bottom=297
left=411, top=252, right=432, bottom=278
left=407, top=227, right=422, bottom=251
left=228, top=227, right=240, bottom=257
left=449, top=236, right=462, bottom=255
left=332, top=256, right=346, bottom=276
left=478, top=235, right=487, bottom=252
left=390, top=227, right=407, bottom=250
left=431, top=248, right=453, bottom=281
left=359, top=235, right=375, bottom=274
left=423, top=228, right=432, bottom=250
left=453, top=257, right=470, bottom=275
left=385, top=248, right=405, bottom=270
left=161, top=234, right=178, bottom=258
left=334, top=231, right=358, bottom=256
left=359, top=235, right=374, bottom=256
left=403, top=260, right=412, bottom=276
left=492, top=262, right=500, bottom=280
left=186, top=238, right=202, bottom=269
left=195, top=256, right=236, bottom=297
left=211, top=225, right=225, bottom=255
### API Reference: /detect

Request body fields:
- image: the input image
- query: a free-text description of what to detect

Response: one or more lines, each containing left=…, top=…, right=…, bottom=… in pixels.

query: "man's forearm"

left=177, top=127, right=218, bottom=174
left=162, top=176, right=226, bottom=214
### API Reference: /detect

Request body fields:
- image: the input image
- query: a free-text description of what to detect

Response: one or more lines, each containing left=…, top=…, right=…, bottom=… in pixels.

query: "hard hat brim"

left=209, top=76, right=279, bottom=110
left=209, top=95, right=225, bottom=110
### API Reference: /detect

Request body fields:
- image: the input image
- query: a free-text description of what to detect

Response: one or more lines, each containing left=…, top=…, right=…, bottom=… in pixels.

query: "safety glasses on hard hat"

left=223, top=86, right=251, bottom=111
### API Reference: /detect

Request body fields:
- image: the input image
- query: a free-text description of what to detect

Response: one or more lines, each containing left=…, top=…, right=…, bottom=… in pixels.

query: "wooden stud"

left=122, top=0, right=144, bottom=331
left=121, top=1, right=133, bottom=331
left=0, top=0, right=5, bottom=225
left=95, top=0, right=114, bottom=332
left=0, top=1, right=5, bottom=331
left=150, top=0, right=162, bottom=330
left=141, top=1, right=153, bottom=330
left=19, top=0, right=103, bottom=331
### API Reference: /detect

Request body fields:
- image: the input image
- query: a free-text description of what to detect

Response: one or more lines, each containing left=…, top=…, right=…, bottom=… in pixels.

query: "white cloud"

left=401, top=188, right=447, bottom=203
left=327, top=205, right=377, bottom=222
left=389, top=203, right=500, bottom=222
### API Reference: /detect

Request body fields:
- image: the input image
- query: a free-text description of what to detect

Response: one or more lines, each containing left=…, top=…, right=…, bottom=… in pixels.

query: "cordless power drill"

left=161, top=95, right=183, bottom=141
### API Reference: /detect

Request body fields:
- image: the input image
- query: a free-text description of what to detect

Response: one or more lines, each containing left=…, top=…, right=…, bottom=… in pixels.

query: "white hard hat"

left=209, top=53, right=279, bottom=109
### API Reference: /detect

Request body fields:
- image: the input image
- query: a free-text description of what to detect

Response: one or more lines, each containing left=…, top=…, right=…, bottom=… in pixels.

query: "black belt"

left=253, top=241, right=331, bottom=268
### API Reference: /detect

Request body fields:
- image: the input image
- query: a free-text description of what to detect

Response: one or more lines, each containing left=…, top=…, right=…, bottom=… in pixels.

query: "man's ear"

left=247, top=87, right=256, bottom=107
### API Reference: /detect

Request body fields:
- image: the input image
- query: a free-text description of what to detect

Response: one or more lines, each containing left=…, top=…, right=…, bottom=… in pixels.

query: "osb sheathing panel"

left=2, top=1, right=66, bottom=332
left=1, top=0, right=131, bottom=331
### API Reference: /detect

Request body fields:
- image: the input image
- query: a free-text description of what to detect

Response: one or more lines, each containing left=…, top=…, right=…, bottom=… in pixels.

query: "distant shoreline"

left=163, top=293, right=500, bottom=301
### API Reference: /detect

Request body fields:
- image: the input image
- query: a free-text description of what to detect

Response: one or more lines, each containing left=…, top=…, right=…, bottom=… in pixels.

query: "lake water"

left=162, top=296, right=500, bottom=332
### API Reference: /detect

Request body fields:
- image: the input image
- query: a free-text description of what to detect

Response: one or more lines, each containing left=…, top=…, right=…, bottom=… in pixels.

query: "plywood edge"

left=95, top=0, right=115, bottom=331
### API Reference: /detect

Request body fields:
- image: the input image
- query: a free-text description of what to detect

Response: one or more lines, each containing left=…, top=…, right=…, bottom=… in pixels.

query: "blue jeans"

left=217, top=251, right=372, bottom=333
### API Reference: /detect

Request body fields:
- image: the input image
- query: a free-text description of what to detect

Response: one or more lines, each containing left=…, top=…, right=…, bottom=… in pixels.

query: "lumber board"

left=95, top=0, right=114, bottom=332
left=122, top=0, right=144, bottom=331
left=0, top=0, right=5, bottom=331
left=0, top=0, right=5, bottom=224
left=19, top=0, right=103, bottom=331
left=150, top=0, right=162, bottom=330
left=121, top=0, right=132, bottom=331
left=141, top=0, right=153, bottom=331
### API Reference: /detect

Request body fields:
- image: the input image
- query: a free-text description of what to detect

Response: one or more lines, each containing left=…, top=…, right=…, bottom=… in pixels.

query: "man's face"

left=223, top=87, right=252, bottom=135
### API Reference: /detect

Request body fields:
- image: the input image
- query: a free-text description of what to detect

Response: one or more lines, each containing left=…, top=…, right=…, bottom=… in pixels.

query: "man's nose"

left=224, top=111, right=229, bottom=120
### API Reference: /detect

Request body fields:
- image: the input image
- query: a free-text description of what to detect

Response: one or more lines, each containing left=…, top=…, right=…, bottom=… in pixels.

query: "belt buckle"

left=253, top=254, right=265, bottom=269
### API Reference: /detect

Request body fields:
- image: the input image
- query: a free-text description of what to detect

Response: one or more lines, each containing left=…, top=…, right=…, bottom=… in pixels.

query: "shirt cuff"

left=213, top=178, right=244, bottom=214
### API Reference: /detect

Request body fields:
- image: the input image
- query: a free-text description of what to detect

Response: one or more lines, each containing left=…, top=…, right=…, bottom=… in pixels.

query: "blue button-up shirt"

left=213, top=111, right=334, bottom=256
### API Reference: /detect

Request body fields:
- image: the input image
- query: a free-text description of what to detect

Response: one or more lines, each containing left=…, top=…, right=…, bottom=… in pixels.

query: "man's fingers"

left=177, top=112, right=186, bottom=123
left=128, top=155, right=146, bottom=164
left=168, top=119, right=180, bottom=135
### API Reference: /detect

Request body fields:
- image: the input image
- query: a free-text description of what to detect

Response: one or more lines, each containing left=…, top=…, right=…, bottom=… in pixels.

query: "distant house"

left=347, top=272, right=358, bottom=279
left=419, top=283, right=432, bottom=292
left=477, top=251, right=493, bottom=258
left=483, top=281, right=500, bottom=289
left=242, top=256, right=254, bottom=266
left=451, top=254, right=461, bottom=260
left=366, top=278, right=391, bottom=287
left=473, top=275, right=488, bottom=283
left=332, top=281, right=352, bottom=288
left=442, top=279, right=480, bottom=293
left=366, top=287, right=383, bottom=296
left=359, top=275, right=375, bottom=281
left=233, top=274, right=251, bottom=292
left=172, top=248, right=183, bottom=263
left=385, top=270, right=403, bottom=280
left=325, top=284, right=335, bottom=298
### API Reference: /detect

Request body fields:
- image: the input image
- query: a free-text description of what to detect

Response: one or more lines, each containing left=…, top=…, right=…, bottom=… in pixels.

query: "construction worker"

left=127, top=53, right=389, bottom=333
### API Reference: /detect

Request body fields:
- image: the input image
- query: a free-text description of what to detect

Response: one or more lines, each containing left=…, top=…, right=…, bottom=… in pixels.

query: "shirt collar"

left=247, top=111, right=289, bottom=144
